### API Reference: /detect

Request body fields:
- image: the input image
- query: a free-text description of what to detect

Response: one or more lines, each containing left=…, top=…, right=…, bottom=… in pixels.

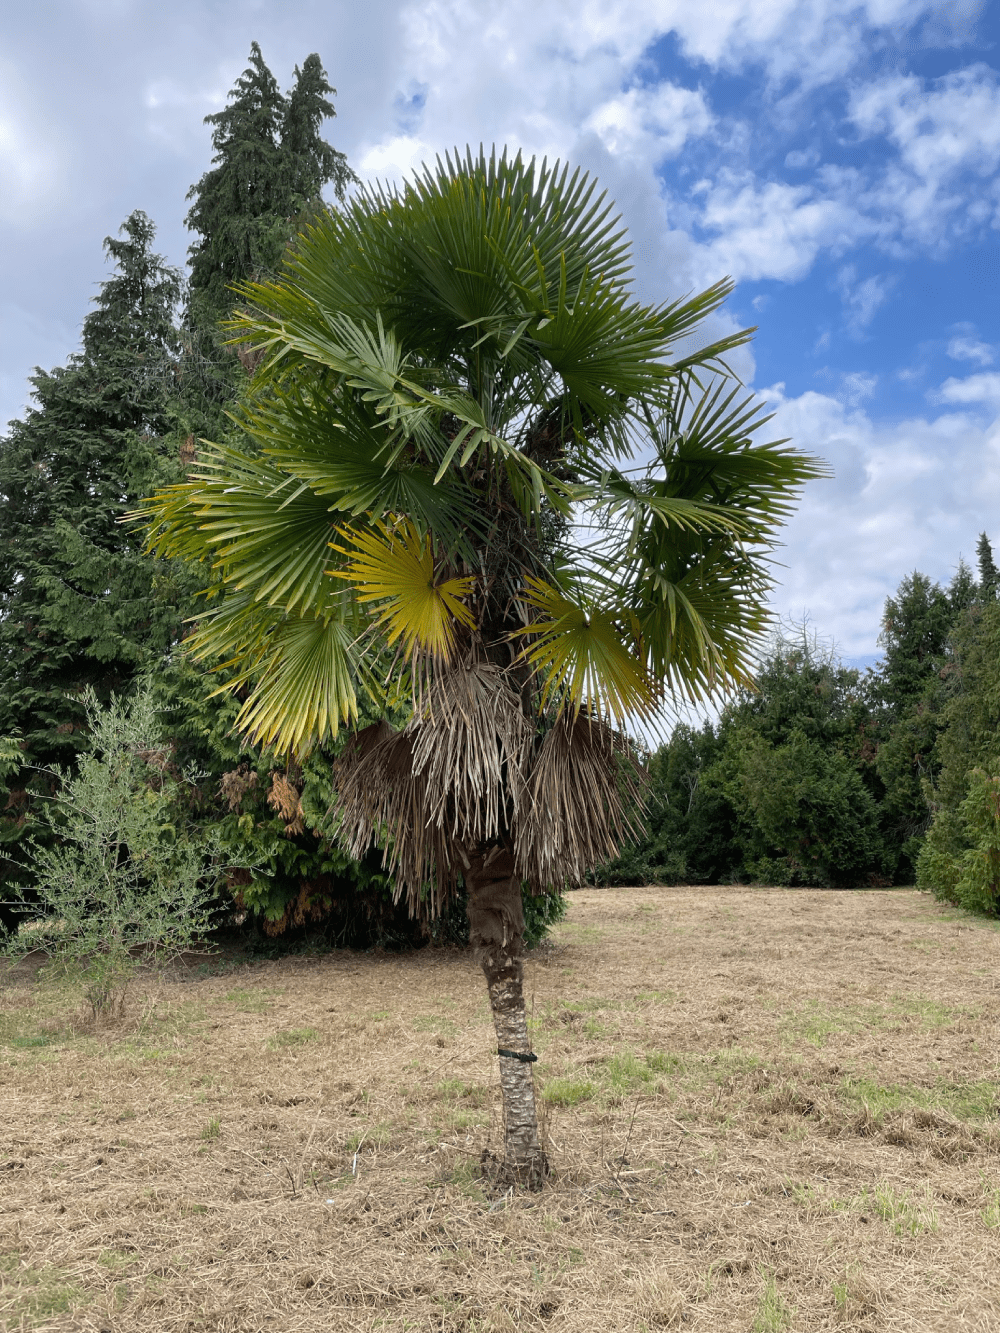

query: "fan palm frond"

left=515, top=577, right=655, bottom=724
left=331, top=518, right=476, bottom=662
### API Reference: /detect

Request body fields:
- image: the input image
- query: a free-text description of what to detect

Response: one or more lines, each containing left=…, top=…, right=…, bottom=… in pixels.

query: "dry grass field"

left=2, top=884, right=1000, bottom=1332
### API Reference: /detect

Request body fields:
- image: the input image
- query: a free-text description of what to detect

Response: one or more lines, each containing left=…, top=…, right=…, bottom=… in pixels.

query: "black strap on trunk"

left=497, top=1047, right=538, bottom=1063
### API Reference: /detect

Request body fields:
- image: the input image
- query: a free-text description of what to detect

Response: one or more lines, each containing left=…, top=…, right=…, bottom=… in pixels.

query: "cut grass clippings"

left=3, top=885, right=1000, bottom=1330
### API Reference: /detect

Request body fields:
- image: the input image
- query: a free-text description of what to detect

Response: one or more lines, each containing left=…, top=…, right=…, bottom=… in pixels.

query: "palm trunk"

left=465, top=847, right=547, bottom=1190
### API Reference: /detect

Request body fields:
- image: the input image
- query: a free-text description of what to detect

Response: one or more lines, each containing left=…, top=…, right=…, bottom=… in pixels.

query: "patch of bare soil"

left=2, top=886, right=1000, bottom=1331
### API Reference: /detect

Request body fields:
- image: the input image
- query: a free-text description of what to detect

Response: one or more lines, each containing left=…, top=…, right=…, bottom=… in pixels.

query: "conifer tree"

left=976, top=532, right=998, bottom=599
left=0, top=213, right=186, bottom=914
left=184, top=43, right=355, bottom=334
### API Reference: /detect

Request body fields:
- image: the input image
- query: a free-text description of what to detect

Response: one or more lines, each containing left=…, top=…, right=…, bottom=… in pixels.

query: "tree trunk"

left=465, top=846, right=547, bottom=1190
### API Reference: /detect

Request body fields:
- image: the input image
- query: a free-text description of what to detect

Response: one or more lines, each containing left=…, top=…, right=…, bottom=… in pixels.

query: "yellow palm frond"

left=331, top=518, right=476, bottom=661
left=514, top=577, right=654, bottom=724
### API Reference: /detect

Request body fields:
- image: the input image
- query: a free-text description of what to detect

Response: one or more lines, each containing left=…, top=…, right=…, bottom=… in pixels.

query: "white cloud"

left=935, top=372, right=1000, bottom=407
left=849, top=65, right=1000, bottom=244
left=584, top=83, right=714, bottom=163
left=836, top=264, right=895, bottom=331
left=841, top=371, right=878, bottom=405
left=643, top=0, right=959, bottom=88
left=694, top=172, right=874, bottom=282
left=947, top=334, right=994, bottom=366
left=762, top=383, right=1000, bottom=653
left=358, top=135, right=433, bottom=180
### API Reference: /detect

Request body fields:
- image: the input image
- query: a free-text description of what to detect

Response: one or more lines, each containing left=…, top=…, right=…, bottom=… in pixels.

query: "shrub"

left=0, top=687, right=225, bottom=1016
left=919, top=765, right=1000, bottom=913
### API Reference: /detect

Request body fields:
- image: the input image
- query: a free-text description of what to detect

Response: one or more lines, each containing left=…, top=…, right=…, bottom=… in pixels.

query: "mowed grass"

left=2, top=885, right=1000, bottom=1330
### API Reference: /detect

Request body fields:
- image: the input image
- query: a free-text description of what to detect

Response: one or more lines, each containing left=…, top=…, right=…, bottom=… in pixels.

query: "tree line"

left=602, top=539, right=1000, bottom=908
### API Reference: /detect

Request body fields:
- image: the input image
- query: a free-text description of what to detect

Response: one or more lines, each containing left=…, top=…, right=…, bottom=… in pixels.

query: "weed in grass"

left=223, top=987, right=272, bottom=1013
left=605, top=1051, right=656, bottom=1096
left=98, top=1248, right=133, bottom=1271
left=645, top=1051, right=684, bottom=1077
left=266, top=1027, right=319, bottom=1050
left=752, top=1271, right=793, bottom=1333
left=831, top=1276, right=849, bottom=1315
left=0, top=1253, right=83, bottom=1324
left=841, top=1075, right=998, bottom=1123
left=447, top=1109, right=485, bottom=1132
left=200, top=1117, right=221, bottom=1141
left=435, top=1079, right=487, bottom=1106
left=8, top=1034, right=49, bottom=1049
left=541, top=1077, right=596, bottom=1107
left=890, top=995, right=967, bottom=1027
left=784, top=1179, right=820, bottom=1209
left=344, top=1124, right=392, bottom=1153
left=858, top=1182, right=937, bottom=1236
left=779, top=1000, right=878, bottom=1048
left=982, top=1184, right=1000, bottom=1228
left=831, top=1264, right=882, bottom=1322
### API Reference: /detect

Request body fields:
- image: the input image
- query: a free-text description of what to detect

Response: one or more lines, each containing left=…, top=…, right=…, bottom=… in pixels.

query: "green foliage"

left=601, top=626, right=890, bottom=887
left=181, top=42, right=356, bottom=439
left=731, top=729, right=884, bottom=887
left=0, top=212, right=185, bottom=767
left=609, top=536, right=1000, bottom=895
left=917, top=584, right=1000, bottom=912
left=521, top=886, right=569, bottom=945
left=0, top=688, right=222, bottom=1016
left=0, top=213, right=194, bottom=913
left=141, top=657, right=403, bottom=945
left=918, top=766, right=1000, bottom=912
left=977, top=531, right=998, bottom=600
left=185, top=42, right=354, bottom=326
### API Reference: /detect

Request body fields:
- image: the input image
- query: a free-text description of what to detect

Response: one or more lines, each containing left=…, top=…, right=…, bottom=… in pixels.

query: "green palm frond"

left=230, top=610, right=360, bottom=753
left=234, top=382, right=478, bottom=544
left=515, top=576, right=655, bottom=724
left=139, top=147, right=825, bottom=771
left=180, top=587, right=363, bottom=754
left=332, top=518, right=476, bottom=661
left=140, top=443, right=336, bottom=614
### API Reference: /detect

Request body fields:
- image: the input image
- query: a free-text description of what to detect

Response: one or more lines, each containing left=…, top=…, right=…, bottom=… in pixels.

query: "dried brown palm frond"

left=333, top=661, right=535, bottom=917
left=515, top=715, right=648, bottom=890
left=408, top=657, right=533, bottom=845
left=332, top=723, right=452, bottom=917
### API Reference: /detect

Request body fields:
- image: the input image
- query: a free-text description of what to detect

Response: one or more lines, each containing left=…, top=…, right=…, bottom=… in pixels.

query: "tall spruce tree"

left=184, top=44, right=355, bottom=337
left=976, top=532, right=998, bottom=600
left=0, top=213, right=186, bottom=915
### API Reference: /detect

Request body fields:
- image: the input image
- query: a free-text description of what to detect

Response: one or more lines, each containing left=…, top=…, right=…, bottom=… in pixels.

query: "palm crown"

left=141, top=148, right=824, bottom=913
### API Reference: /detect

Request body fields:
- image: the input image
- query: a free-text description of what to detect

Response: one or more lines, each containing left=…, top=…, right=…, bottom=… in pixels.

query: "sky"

left=2, top=0, right=999, bottom=669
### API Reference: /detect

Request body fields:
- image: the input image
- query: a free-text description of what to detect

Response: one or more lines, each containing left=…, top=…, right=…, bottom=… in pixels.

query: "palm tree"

left=141, top=149, right=825, bottom=1188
